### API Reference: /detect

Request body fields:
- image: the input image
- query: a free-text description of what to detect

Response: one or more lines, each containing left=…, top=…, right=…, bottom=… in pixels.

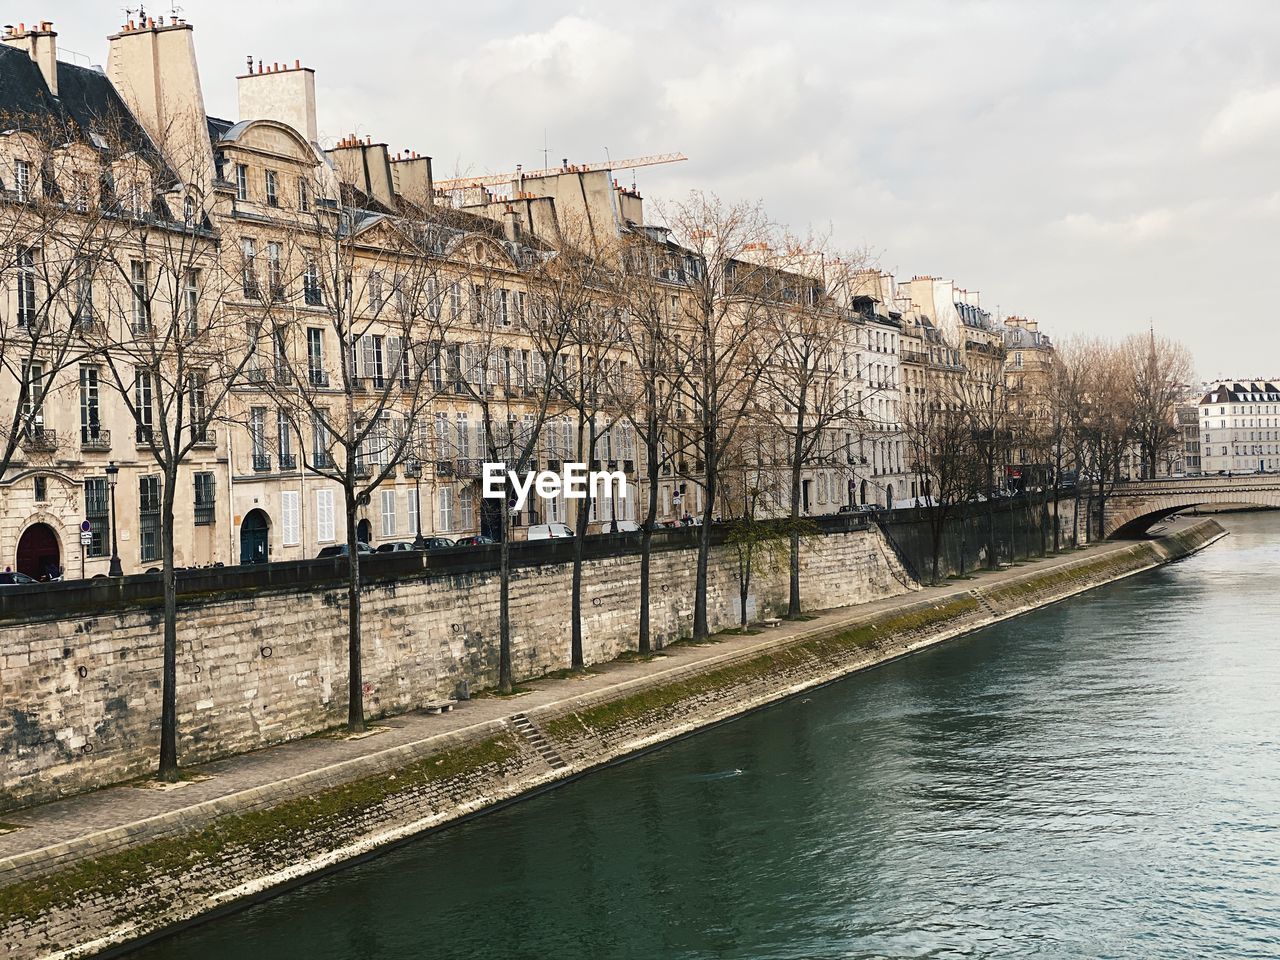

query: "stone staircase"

left=970, top=589, right=999, bottom=618
left=510, top=713, right=568, bottom=771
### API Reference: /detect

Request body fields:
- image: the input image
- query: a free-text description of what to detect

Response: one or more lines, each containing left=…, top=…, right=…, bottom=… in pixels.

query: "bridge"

left=1103, top=475, right=1280, bottom=537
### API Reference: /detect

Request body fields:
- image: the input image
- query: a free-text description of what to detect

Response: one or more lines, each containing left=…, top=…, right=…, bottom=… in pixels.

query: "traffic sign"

left=80, top=531, right=93, bottom=546
left=81, top=519, right=92, bottom=533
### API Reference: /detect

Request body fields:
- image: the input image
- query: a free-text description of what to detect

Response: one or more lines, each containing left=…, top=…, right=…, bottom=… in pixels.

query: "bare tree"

left=257, top=176, right=452, bottom=732
left=660, top=193, right=777, bottom=641
left=614, top=230, right=686, bottom=653
left=0, top=112, right=124, bottom=479
left=1075, top=337, right=1134, bottom=540
left=903, top=369, right=976, bottom=584
left=718, top=422, right=791, bottom=627
left=1124, top=330, right=1194, bottom=479
left=760, top=243, right=873, bottom=616
left=97, top=135, right=251, bottom=779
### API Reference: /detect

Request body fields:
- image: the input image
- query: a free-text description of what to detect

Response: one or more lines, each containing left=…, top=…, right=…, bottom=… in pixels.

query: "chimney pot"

left=295, top=58, right=301, bottom=69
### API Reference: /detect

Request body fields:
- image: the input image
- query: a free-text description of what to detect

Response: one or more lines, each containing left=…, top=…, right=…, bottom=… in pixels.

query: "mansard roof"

left=0, top=45, right=165, bottom=174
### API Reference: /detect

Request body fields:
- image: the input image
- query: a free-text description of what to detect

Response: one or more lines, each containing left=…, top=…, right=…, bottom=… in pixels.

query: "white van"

left=526, top=522, right=575, bottom=540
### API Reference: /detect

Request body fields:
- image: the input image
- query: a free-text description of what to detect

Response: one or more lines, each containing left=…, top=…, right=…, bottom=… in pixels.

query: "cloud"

left=1202, top=87, right=1280, bottom=155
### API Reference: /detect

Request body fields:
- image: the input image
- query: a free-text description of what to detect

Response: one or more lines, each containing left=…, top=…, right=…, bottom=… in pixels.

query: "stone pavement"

left=0, top=537, right=1134, bottom=880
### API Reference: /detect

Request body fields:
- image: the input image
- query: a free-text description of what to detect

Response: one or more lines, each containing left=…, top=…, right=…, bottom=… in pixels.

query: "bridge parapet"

left=1103, top=475, right=1280, bottom=536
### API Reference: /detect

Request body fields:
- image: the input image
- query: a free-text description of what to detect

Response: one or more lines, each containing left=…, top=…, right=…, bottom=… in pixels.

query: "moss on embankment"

left=546, top=595, right=980, bottom=740
left=0, top=733, right=518, bottom=925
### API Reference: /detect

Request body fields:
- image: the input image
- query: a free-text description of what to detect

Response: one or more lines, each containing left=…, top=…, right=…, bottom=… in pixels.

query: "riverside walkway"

left=0, top=537, right=1139, bottom=883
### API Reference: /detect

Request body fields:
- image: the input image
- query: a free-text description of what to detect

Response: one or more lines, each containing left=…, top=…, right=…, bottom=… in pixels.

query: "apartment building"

left=1199, top=379, right=1280, bottom=474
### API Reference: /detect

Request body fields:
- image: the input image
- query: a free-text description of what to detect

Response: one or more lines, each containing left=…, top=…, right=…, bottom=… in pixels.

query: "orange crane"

left=433, top=152, right=687, bottom=191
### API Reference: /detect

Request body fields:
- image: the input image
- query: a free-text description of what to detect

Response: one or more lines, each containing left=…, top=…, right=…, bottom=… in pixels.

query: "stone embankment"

left=0, top=520, right=1224, bottom=960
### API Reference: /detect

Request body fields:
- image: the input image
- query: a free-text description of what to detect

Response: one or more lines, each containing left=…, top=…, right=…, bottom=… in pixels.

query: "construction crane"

left=433, top=152, right=687, bottom=192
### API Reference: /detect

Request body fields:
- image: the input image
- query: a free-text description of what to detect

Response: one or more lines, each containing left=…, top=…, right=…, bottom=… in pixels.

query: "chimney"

left=107, top=19, right=215, bottom=187
left=502, top=204, right=522, bottom=242
left=389, top=152, right=434, bottom=207
left=326, top=135, right=396, bottom=207
left=237, top=56, right=318, bottom=143
left=3, top=21, right=59, bottom=96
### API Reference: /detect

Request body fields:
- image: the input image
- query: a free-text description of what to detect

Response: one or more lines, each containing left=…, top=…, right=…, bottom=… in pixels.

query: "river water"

left=130, top=514, right=1280, bottom=959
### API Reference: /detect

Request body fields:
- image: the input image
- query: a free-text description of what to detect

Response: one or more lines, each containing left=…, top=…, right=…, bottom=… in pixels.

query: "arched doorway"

left=885, top=484, right=894, bottom=509
left=859, top=479, right=869, bottom=505
left=356, top=518, right=372, bottom=545
left=16, top=523, right=60, bottom=579
left=240, top=509, right=270, bottom=565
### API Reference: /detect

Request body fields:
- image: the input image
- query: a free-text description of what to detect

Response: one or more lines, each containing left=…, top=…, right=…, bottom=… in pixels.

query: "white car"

left=526, top=523, right=575, bottom=540
left=609, top=520, right=642, bottom=533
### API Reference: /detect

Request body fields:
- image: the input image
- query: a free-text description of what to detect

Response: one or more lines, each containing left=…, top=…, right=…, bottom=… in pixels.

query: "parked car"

left=609, top=520, right=642, bottom=533
left=316, top=542, right=375, bottom=559
left=0, top=570, right=37, bottom=586
left=839, top=503, right=881, bottom=516
left=527, top=522, right=575, bottom=540
left=420, top=536, right=457, bottom=550
left=375, top=541, right=418, bottom=553
left=454, top=535, right=496, bottom=546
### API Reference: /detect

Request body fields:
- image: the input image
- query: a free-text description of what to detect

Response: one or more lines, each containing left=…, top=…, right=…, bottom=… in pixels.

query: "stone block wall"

left=0, top=527, right=911, bottom=811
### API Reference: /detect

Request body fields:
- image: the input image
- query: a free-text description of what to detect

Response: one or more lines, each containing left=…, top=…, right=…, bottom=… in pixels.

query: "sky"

left=40, top=0, right=1280, bottom=379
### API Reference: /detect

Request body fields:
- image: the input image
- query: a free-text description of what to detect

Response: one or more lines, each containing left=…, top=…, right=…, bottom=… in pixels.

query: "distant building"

left=1199, top=380, right=1280, bottom=474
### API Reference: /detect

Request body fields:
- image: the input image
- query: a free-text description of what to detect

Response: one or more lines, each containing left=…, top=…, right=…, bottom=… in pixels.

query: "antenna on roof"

left=542, top=128, right=549, bottom=169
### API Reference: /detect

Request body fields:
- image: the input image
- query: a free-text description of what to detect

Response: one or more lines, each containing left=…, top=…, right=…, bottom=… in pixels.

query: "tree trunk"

left=692, top=463, right=716, bottom=642
left=499, top=500, right=513, bottom=693
left=787, top=400, right=806, bottom=617
left=345, top=495, right=365, bottom=733
left=570, top=414, right=590, bottom=669
left=638, top=426, right=659, bottom=654
left=739, top=544, right=751, bottom=627
left=157, top=467, right=180, bottom=781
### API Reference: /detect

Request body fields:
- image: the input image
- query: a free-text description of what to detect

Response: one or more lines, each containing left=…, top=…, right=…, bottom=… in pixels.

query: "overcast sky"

left=46, top=0, right=1280, bottom=379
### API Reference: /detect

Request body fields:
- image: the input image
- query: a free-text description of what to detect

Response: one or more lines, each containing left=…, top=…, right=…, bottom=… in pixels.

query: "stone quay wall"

left=0, top=527, right=912, bottom=812
left=0, top=521, right=1225, bottom=960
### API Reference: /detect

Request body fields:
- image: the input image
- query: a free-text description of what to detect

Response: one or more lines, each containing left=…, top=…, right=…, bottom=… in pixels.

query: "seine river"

left=131, top=513, right=1280, bottom=959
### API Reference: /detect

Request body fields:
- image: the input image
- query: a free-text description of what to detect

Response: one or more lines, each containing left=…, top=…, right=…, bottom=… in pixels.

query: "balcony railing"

left=455, top=457, right=480, bottom=479
left=81, top=426, right=111, bottom=451
left=354, top=464, right=372, bottom=480
left=312, top=451, right=334, bottom=469
left=435, top=458, right=455, bottom=478
left=194, top=504, right=215, bottom=526
left=252, top=453, right=271, bottom=472
left=309, top=368, right=329, bottom=388
left=22, top=426, right=56, bottom=452
left=193, top=428, right=217, bottom=448
left=403, top=459, right=421, bottom=478
left=279, top=453, right=298, bottom=470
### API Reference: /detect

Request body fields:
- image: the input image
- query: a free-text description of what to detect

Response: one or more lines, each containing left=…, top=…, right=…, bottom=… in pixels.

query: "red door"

left=16, top=523, right=61, bottom=579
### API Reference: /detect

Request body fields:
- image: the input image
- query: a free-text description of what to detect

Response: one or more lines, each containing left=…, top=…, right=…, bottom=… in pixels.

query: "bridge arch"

left=1104, top=481, right=1280, bottom=537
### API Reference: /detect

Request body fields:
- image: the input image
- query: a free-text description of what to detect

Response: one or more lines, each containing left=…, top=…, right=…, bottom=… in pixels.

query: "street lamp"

left=105, top=460, right=123, bottom=577
left=412, top=459, right=425, bottom=550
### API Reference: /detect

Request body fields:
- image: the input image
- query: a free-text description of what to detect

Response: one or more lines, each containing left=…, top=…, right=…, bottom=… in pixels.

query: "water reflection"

left=129, top=514, right=1280, bottom=960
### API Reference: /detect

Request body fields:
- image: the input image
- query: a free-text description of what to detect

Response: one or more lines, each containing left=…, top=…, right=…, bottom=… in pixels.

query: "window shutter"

left=282, top=491, right=300, bottom=545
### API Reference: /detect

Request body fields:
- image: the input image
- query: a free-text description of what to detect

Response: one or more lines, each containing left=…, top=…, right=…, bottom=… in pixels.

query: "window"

left=84, top=478, right=109, bottom=558
left=360, top=334, right=386, bottom=387
left=250, top=407, right=268, bottom=470
left=407, top=487, right=418, bottom=537
left=369, top=271, right=384, bottom=313
left=278, top=410, right=294, bottom=468
left=449, top=281, right=462, bottom=320
left=183, top=269, right=199, bottom=334
left=128, top=260, right=150, bottom=332
left=312, top=411, right=332, bottom=467
left=194, top=472, right=216, bottom=525
left=80, top=366, right=101, bottom=443
left=277, top=491, right=300, bottom=546
left=459, top=485, right=474, bottom=530
left=134, top=370, right=154, bottom=443
left=497, top=288, right=510, bottom=325
left=183, top=195, right=195, bottom=224
left=1014, top=351, right=1023, bottom=368
left=267, top=242, right=283, bottom=298
left=307, top=328, right=325, bottom=386
left=242, top=238, right=259, bottom=298
left=188, top=371, right=208, bottom=441
left=304, top=259, right=323, bottom=306
left=15, top=159, right=31, bottom=201
left=75, top=257, right=94, bottom=325
left=20, top=361, right=44, bottom=435
left=316, top=488, right=335, bottom=542
left=139, top=476, right=161, bottom=562
left=298, top=177, right=310, bottom=213
left=34, top=475, right=47, bottom=502
left=438, top=486, right=454, bottom=532
left=265, top=169, right=279, bottom=207
left=235, top=163, right=248, bottom=201
left=381, top=489, right=397, bottom=538
left=17, top=246, right=37, bottom=327
left=455, top=412, right=470, bottom=460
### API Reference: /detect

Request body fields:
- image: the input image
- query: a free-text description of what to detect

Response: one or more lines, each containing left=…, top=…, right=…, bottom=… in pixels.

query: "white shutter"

left=407, top=487, right=418, bottom=535
left=282, top=491, right=300, bottom=546
left=360, top=335, right=375, bottom=378
left=316, top=489, right=335, bottom=542
left=380, top=489, right=397, bottom=538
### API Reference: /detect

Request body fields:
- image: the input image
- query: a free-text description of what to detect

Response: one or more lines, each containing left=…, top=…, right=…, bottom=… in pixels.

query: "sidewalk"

left=0, top=538, right=1131, bottom=880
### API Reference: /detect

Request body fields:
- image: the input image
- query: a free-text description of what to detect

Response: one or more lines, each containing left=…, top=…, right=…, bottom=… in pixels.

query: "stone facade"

left=0, top=526, right=910, bottom=811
